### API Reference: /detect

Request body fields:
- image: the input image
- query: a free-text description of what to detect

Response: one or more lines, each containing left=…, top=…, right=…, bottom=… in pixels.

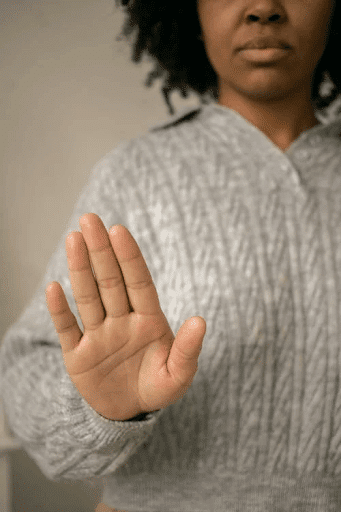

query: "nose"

left=246, top=3, right=286, bottom=24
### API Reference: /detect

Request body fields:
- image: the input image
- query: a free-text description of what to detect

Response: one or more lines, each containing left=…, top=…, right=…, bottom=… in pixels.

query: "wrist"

left=124, top=410, right=160, bottom=421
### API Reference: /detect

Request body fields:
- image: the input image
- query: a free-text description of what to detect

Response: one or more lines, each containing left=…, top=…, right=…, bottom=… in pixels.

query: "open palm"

left=45, top=213, right=206, bottom=421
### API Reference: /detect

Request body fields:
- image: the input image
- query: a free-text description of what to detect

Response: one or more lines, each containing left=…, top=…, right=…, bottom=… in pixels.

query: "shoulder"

left=97, top=105, right=203, bottom=168
left=148, top=105, right=203, bottom=133
left=88, top=105, right=205, bottom=187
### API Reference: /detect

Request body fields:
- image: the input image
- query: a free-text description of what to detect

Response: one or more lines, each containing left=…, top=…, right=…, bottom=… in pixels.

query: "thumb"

left=167, top=316, right=206, bottom=387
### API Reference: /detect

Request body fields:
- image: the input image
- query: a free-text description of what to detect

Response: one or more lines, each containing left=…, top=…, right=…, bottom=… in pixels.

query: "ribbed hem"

left=102, top=469, right=341, bottom=512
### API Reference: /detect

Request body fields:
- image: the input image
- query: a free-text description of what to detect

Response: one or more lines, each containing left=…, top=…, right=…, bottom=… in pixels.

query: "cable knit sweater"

left=2, top=101, right=341, bottom=511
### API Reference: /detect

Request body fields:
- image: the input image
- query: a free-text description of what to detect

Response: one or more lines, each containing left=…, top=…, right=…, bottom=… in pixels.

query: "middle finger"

left=79, top=213, right=131, bottom=319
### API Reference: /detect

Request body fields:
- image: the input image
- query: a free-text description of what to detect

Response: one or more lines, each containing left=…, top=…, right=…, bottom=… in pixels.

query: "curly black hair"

left=114, top=0, right=341, bottom=116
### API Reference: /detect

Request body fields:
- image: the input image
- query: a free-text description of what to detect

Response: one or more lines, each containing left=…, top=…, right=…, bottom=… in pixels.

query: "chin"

left=230, top=76, right=296, bottom=101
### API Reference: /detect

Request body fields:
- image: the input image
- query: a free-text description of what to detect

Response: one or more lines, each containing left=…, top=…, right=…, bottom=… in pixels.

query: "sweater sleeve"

left=0, top=141, right=163, bottom=483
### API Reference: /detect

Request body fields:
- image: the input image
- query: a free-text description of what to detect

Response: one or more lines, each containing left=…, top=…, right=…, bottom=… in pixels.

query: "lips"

left=238, top=36, right=291, bottom=51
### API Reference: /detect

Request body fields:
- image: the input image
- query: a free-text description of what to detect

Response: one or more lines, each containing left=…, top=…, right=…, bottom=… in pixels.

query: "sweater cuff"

left=57, top=370, right=163, bottom=444
left=123, top=411, right=160, bottom=422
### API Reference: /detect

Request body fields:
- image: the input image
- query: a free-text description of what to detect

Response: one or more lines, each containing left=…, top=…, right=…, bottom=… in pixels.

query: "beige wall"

left=0, top=1, right=199, bottom=510
left=2, top=2, right=340, bottom=511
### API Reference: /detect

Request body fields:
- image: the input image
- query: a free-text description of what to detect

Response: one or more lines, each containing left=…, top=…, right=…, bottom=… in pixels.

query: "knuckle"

left=97, top=275, right=122, bottom=290
left=107, top=311, right=128, bottom=319
left=127, top=278, right=153, bottom=290
left=122, top=251, right=141, bottom=263
left=86, top=319, right=103, bottom=331
left=76, top=294, right=101, bottom=305
left=57, top=318, right=78, bottom=334
left=91, top=244, right=111, bottom=255
left=169, top=347, right=198, bottom=387
left=52, top=306, right=68, bottom=318
left=175, top=345, right=194, bottom=363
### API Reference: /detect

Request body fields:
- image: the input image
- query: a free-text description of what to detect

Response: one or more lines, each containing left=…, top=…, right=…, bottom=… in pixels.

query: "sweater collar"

left=201, top=101, right=341, bottom=154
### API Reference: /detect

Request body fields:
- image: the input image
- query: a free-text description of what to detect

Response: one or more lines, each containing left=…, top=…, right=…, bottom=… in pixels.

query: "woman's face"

left=197, top=0, right=335, bottom=105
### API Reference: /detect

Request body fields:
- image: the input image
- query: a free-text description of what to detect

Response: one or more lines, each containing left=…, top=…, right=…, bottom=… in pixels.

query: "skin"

left=46, top=214, right=206, bottom=422
left=197, top=0, right=336, bottom=151
left=45, top=5, right=335, bottom=510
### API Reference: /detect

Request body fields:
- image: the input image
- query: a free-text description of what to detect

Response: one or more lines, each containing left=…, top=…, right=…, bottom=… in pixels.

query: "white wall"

left=0, top=1, right=199, bottom=510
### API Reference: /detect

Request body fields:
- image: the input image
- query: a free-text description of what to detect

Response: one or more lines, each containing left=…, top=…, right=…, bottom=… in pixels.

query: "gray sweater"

left=2, top=101, right=341, bottom=511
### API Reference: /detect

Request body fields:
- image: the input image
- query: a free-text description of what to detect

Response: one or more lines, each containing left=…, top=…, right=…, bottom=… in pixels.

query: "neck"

left=218, top=89, right=319, bottom=152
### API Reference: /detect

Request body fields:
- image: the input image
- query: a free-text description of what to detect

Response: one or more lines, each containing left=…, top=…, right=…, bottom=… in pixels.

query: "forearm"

left=1, top=331, right=161, bottom=482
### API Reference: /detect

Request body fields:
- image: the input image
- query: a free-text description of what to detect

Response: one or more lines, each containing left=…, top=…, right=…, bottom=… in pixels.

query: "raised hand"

left=45, top=213, right=206, bottom=421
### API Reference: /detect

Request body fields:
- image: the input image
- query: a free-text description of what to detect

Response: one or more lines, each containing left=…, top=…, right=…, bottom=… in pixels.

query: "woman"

left=2, top=0, right=341, bottom=510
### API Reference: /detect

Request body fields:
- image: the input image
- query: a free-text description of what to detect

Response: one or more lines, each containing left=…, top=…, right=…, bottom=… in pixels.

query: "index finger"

left=109, top=225, right=162, bottom=316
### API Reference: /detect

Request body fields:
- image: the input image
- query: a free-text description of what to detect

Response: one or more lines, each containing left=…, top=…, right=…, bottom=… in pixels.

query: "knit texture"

left=2, top=101, right=341, bottom=511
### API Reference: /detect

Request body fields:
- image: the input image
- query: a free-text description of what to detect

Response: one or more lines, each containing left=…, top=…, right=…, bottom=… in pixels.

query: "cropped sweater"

left=2, top=101, right=341, bottom=511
